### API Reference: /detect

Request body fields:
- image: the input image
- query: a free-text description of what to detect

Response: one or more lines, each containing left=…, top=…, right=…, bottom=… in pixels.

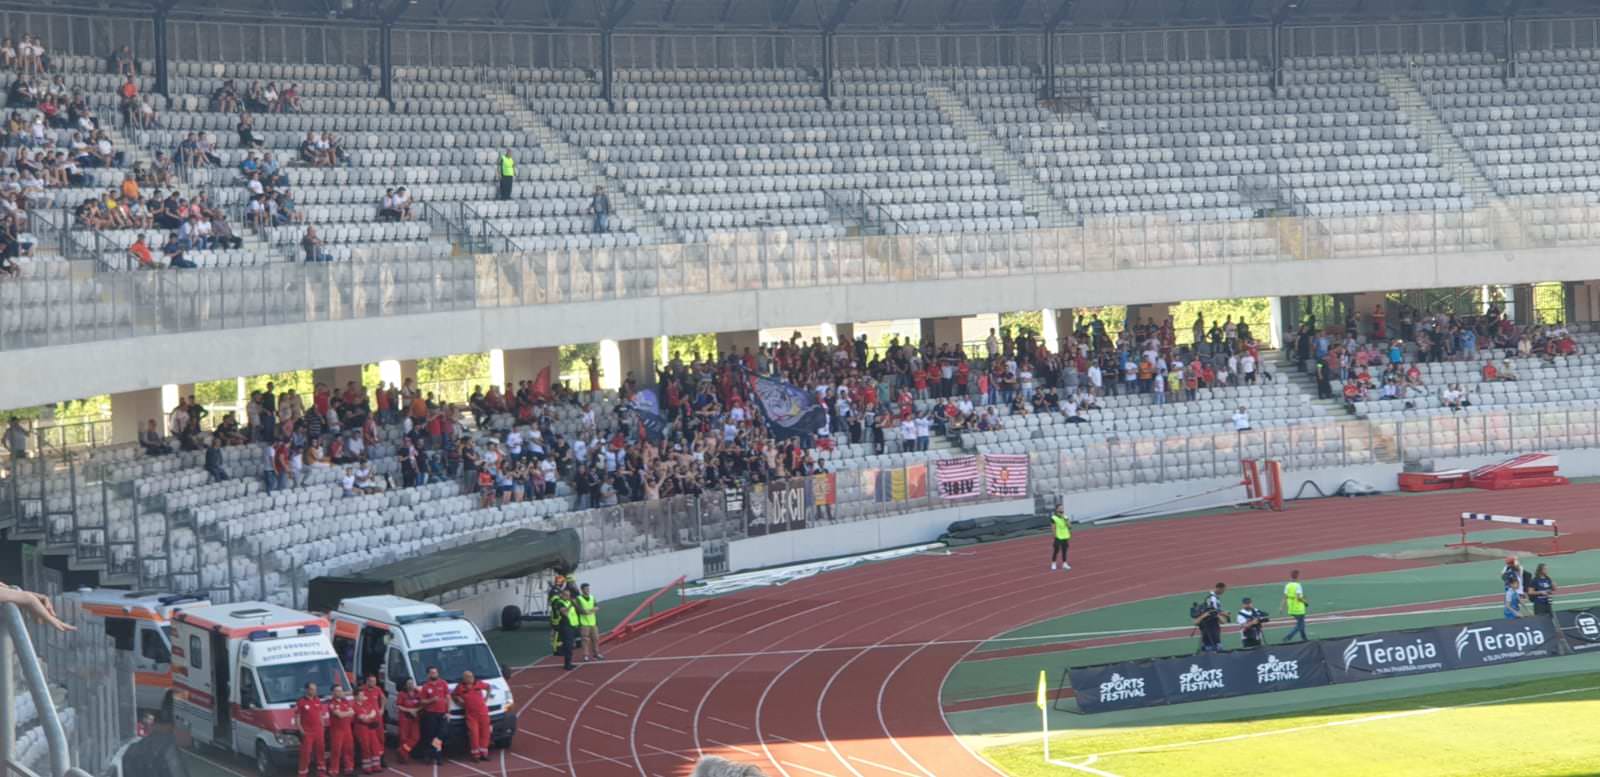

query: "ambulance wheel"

left=254, top=742, right=275, bottom=776
left=501, top=605, right=523, bottom=631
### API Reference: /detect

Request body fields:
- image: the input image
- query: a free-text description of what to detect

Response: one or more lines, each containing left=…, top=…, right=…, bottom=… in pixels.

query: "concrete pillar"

left=920, top=317, right=964, bottom=350
left=111, top=388, right=163, bottom=445
left=161, top=384, right=193, bottom=415
left=312, top=365, right=365, bottom=392
left=615, top=338, right=656, bottom=388
left=378, top=359, right=417, bottom=389
left=499, top=347, right=560, bottom=388
left=716, top=330, right=761, bottom=359
left=1511, top=284, right=1534, bottom=326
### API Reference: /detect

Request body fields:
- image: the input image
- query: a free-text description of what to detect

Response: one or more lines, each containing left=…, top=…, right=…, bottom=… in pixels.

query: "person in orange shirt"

left=120, top=175, right=140, bottom=202
left=127, top=234, right=156, bottom=269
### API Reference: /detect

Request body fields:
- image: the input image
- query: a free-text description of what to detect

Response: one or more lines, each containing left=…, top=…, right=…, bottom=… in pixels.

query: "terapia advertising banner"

left=1319, top=625, right=1457, bottom=683
left=1556, top=608, right=1600, bottom=654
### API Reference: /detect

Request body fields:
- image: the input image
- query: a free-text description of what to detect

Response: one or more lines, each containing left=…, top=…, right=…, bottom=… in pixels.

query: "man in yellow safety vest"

left=577, top=583, right=604, bottom=662
left=497, top=150, right=516, bottom=200
left=1050, top=502, right=1072, bottom=571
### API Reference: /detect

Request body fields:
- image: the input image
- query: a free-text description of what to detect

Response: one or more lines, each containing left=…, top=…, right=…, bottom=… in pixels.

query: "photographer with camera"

left=1236, top=596, right=1270, bottom=649
left=1191, top=582, right=1230, bottom=653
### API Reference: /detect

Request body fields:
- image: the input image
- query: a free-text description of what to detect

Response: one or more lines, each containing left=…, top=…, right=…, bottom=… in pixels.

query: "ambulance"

left=170, top=602, right=351, bottom=775
left=328, top=595, right=517, bottom=749
left=75, top=589, right=210, bottom=714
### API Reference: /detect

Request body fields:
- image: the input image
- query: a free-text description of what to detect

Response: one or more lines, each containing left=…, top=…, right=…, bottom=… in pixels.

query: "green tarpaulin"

left=306, top=528, right=580, bottom=613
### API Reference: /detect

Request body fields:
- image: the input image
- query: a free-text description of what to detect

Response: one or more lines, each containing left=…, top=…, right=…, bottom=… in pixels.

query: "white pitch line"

left=1047, top=757, right=1126, bottom=777
left=769, top=733, right=826, bottom=752
left=647, top=720, right=688, bottom=735
left=848, top=756, right=923, bottom=777
left=581, top=724, right=626, bottom=741
left=707, top=714, right=752, bottom=730
left=706, top=738, right=760, bottom=757
left=783, top=761, right=843, bottom=777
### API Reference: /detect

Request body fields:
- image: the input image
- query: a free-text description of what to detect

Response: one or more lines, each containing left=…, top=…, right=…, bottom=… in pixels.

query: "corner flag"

left=1037, top=669, right=1050, bottom=761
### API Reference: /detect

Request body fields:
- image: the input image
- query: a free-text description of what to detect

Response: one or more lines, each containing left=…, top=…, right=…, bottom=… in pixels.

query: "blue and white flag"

left=752, top=374, right=828, bottom=440
left=633, top=388, right=667, bottom=441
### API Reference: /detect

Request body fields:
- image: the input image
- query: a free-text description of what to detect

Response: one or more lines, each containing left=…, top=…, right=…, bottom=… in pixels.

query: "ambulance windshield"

left=408, top=644, right=500, bottom=681
left=258, top=658, right=350, bottom=704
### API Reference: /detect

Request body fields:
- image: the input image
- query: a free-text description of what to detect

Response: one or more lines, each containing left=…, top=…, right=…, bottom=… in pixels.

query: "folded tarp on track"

left=940, top=514, right=1043, bottom=545
left=307, top=528, right=580, bottom=612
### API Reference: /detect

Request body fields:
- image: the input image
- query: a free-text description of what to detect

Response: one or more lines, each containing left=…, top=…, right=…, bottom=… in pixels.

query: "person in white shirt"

left=1241, top=353, right=1257, bottom=384
left=505, top=428, right=523, bottom=461
left=1086, top=363, right=1103, bottom=396
left=1232, top=405, right=1251, bottom=432
left=914, top=415, right=932, bottom=451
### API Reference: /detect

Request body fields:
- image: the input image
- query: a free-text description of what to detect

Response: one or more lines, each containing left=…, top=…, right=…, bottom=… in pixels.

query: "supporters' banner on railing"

left=861, top=469, right=880, bottom=502
left=906, top=464, right=928, bottom=500
left=766, top=478, right=809, bottom=533
left=937, top=456, right=980, bottom=500
left=983, top=453, right=1029, bottom=497
left=633, top=388, right=667, bottom=441
left=811, top=473, right=836, bottom=506
left=890, top=468, right=908, bottom=501
left=1557, top=608, right=1600, bottom=653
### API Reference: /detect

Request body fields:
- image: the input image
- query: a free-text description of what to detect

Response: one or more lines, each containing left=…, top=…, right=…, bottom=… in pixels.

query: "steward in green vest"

left=577, top=583, right=605, bottom=663
left=497, top=150, right=516, bottom=200
left=551, top=589, right=578, bottom=670
left=1049, top=503, right=1072, bottom=571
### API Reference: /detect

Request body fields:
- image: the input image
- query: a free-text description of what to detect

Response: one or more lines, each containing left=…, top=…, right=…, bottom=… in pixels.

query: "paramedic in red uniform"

left=357, top=674, right=385, bottom=772
left=294, top=682, right=327, bottom=777
left=328, top=685, right=357, bottom=777
left=353, top=687, right=380, bottom=770
left=452, top=669, right=492, bottom=761
left=416, top=666, right=450, bottom=766
left=395, top=678, right=421, bottom=762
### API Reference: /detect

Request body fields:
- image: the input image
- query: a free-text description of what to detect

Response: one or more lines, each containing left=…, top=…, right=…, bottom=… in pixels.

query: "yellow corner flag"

left=1037, top=669, right=1051, bottom=761
left=1036, top=669, right=1048, bottom=709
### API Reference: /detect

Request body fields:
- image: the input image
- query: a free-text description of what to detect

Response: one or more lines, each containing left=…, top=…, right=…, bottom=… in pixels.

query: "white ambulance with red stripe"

left=170, top=602, right=351, bottom=775
left=74, top=589, right=209, bottom=715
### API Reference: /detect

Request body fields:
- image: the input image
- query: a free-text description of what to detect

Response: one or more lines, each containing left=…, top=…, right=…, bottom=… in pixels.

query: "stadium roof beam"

left=824, top=0, right=859, bottom=31
left=1504, top=0, right=1525, bottom=13
left=1045, top=0, right=1074, bottom=29
left=770, top=0, right=802, bottom=24
left=994, top=0, right=1028, bottom=24
left=378, top=0, right=411, bottom=23
left=944, top=0, right=965, bottom=25
left=1272, top=0, right=1299, bottom=24
left=718, top=0, right=736, bottom=23
left=891, top=0, right=913, bottom=22
left=546, top=0, right=574, bottom=23
left=661, top=0, right=676, bottom=22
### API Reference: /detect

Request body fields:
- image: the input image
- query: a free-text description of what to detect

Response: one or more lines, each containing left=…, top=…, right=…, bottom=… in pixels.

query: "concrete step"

left=922, top=83, right=1076, bottom=228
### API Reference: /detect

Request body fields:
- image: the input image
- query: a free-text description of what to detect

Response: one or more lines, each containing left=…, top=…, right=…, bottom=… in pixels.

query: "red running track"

left=394, top=485, right=1600, bottom=777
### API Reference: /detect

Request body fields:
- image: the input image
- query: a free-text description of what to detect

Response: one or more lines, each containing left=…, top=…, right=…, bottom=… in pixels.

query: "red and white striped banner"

left=937, top=456, right=980, bottom=500
left=984, top=453, right=1029, bottom=497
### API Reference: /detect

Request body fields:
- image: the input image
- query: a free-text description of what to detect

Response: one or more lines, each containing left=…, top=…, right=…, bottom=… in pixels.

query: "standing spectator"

left=204, top=437, right=228, bottom=482
left=497, top=149, right=515, bottom=200
left=576, top=583, right=603, bottom=662
left=1231, top=404, right=1250, bottom=432
left=1528, top=563, right=1555, bottom=616
left=1195, top=582, right=1229, bottom=653
left=127, top=233, right=156, bottom=269
left=4, top=417, right=27, bottom=464
left=588, top=184, right=611, bottom=233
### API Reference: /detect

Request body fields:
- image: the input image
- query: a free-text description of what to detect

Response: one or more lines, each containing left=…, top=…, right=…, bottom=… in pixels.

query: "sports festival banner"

left=983, top=453, right=1029, bottom=497
left=1152, top=651, right=1234, bottom=705
left=1556, top=608, right=1600, bottom=653
left=1066, top=659, right=1166, bottom=714
left=1320, top=625, right=1456, bottom=683
left=1239, top=641, right=1330, bottom=694
left=937, top=456, right=980, bottom=500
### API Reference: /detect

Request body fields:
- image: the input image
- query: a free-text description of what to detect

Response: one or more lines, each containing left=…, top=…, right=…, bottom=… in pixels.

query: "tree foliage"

left=1169, top=298, right=1274, bottom=345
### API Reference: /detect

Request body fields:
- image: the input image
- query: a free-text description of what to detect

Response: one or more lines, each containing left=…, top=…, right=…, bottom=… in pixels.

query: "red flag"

left=532, top=365, right=553, bottom=401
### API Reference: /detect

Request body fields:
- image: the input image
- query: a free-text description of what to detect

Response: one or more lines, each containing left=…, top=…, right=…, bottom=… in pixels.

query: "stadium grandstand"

left=1, top=0, right=1600, bottom=775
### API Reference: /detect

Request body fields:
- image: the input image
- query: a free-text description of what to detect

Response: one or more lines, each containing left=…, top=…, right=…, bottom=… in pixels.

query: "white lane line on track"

left=450, top=758, right=498, bottom=777
left=507, top=751, right=564, bottom=772
left=611, top=688, right=641, bottom=699
left=769, top=734, right=826, bottom=752
left=707, top=739, right=760, bottom=757
left=849, top=756, right=923, bottom=777
left=783, top=761, right=842, bottom=777
left=582, top=723, right=627, bottom=741
left=594, top=704, right=631, bottom=718
left=548, top=691, right=583, bottom=704
left=707, top=715, right=752, bottom=730
left=526, top=708, right=565, bottom=721
left=642, top=743, right=697, bottom=763
left=518, top=728, right=561, bottom=745
left=646, top=720, right=688, bottom=735
left=658, top=701, right=691, bottom=714
left=580, top=748, right=634, bottom=768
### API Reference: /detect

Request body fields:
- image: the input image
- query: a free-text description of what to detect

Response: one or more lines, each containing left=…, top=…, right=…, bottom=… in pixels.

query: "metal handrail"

left=0, top=604, right=95, bottom=777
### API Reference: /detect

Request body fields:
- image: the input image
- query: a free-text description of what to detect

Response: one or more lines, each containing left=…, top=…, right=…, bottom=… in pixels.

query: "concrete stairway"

left=1380, top=70, right=1530, bottom=247
left=485, top=88, right=670, bottom=245
left=922, top=83, right=1075, bottom=228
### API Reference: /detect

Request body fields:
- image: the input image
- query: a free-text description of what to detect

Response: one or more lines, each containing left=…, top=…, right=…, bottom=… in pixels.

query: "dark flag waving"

left=751, top=373, right=828, bottom=440
left=633, top=388, right=668, bottom=441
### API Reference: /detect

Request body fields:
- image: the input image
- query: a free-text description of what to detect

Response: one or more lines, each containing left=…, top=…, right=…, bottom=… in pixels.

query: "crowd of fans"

left=1291, top=302, right=1583, bottom=411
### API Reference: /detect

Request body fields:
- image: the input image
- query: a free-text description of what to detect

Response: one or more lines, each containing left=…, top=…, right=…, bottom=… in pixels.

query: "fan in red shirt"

left=451, top=670, right=493, bottom=762
left=414, top=667, right=451, bottom=766
left=327, top=686, right=357, bottom=777
left=356, top=675, right=385, bottom=773
left=394, top=679, right=422, bottom=762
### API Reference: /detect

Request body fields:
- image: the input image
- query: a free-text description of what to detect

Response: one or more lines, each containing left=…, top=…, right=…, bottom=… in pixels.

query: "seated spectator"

left=161, top=232, right=195, bottom=269
left=236, top=112, right=262, bottom=148
left=111, top=45, right=135, bottom=77
left=1441, top=383, right=1470, bottom=412
left=378, top=188, right=402, bottom=221
left=0, top=38, right=13, bottom=70
left=1499, top=359, right=1519, bottom=381
left=1232, top=404, right=1251, bottom=432
left=1481, top=360, right=1500, bottom=382
left=213, top=79, right=241, bottom=113
left=138, top=419, right=170, bottom=455
left=259, top=152, right=287, bottom=188
left=128, top=233, right=157, bottom=269
left=209, top=208, right=243, bottom=249
left=394, top=186, right=413, bottom=220
left=280, top=83, right=301, bottom=112
left=301, top=226, right=332, bottom=262
left=116, top=75, right=139, bottom=126
left=204, top=438, right=228, bottom=482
